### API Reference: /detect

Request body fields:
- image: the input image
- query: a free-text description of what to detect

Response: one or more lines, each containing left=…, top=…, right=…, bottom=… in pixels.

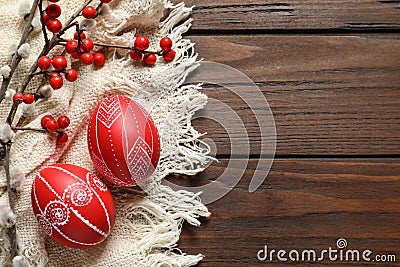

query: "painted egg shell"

left=31, top=164, right=115, bottom=249
left=87, top=95, right=160, bottom=187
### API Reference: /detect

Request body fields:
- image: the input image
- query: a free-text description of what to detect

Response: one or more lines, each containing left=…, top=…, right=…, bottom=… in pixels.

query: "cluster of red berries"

left=41, top=115, right=70, bottom=143
left=12, top=93, right=35, bottom=104
left=66, top=33, right=106, bottom=67
left=42, top=0, right=113, bottom=33
left=42, top=2, right=63, bottom=33
left=38, top=55, right=78, bottom=90
left=129, top=36, right=176, bottom=66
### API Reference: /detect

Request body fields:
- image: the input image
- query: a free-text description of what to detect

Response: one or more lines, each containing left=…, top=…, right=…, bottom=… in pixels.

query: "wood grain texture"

left=173, top=0, right=400, bottom=31
left=173, top=1, right=400, bottom=266
left=175, top=159, right=400, bottom=266
left=187, top=35, right=400, bottom=155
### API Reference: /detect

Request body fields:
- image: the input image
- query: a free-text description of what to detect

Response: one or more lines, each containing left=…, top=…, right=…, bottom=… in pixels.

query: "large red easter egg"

left=31, top=164, right=115, bottom=249
left=87, top=95, right=160, bottom=187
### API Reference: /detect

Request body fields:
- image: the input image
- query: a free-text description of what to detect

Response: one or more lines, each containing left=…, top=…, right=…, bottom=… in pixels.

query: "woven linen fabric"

left=0, top=0, right=211, bottom=266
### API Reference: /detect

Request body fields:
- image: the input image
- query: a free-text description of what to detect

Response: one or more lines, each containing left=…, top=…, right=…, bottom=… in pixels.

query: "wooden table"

left=172, top=1, right=400, bottom=266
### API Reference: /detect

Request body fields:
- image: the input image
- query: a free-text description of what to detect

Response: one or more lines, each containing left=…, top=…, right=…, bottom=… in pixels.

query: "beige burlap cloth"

left=0, top=0, right=211, bottom=266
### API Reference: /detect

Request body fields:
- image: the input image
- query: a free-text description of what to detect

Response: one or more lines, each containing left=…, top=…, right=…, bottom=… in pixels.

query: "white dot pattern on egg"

left=87, top=95, right=160, bottom=187
left=31, top=164, right=116, bottom=249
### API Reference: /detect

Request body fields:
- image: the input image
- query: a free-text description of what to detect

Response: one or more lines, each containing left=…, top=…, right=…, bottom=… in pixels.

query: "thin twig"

left=93, top=42, right=163, bottom=55
left=32, top=71, right=49, bottom=77
left=12, top=127, right=63, bottom=135
left=93, top=2, right=104, bottom=19
left=0, top=0, right=40, bottom=104
left=63, top=0, right=94, bottom=29
left=76, top=23, right=83, bottom=55
left=59, top=21, right=79, bottom=36
left=38, top=0, right=49, bottom=45
left=32, top=69, right=65, bottom=77
left=12, top=127, right=47, bottom=133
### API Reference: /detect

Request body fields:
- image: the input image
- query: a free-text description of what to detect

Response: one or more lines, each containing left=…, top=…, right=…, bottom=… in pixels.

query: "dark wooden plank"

left=175, top=159, right=400, bottom=266
left=175, top=0, right=400, bottom=31
left=186, top=35, right=400, bottom=155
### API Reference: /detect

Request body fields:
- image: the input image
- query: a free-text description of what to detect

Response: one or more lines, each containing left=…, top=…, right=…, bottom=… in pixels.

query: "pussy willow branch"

left=0, top=0, right=40, bottom=105
left=1, top=0, right=93, bottom=262
left=3, top=143, right=18, bottom=262
left=0, top=0, right=40, bottom=261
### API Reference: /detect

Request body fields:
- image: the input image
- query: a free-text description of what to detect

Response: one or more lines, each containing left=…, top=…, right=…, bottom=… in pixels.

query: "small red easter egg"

left=31, top=164, right=115, bottom=249
left=87, top=95, right=160, bottom=187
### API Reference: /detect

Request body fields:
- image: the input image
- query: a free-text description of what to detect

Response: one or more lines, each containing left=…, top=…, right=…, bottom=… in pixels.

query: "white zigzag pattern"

left=127, top=136, right=152, bottom=183
left=97, top=95, right=122, bottom=128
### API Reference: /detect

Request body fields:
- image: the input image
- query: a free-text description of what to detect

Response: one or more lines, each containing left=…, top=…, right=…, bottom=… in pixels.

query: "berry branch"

left=0, top=0, right=177, bottom=263
left=93, top=42, right=163, bottom=55
left=12, top=127, right=47, bottom=133
left=38, top=0, right=49, bottom=45
left=7, top=0, right=94, bottom=125
left=94, top=2, right=104, bottom=19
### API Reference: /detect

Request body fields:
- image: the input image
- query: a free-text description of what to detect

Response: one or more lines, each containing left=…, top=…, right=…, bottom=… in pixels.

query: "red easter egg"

left=31, top=164, right=115, bottom=249
left=87, top=95, right=160, bottom=187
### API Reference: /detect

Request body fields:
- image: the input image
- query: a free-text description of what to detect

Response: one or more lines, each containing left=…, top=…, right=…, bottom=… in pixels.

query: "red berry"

left=93, top=52, right=106, bottom=67
left=46, top=4, right=61, bottom=19
left=65, top=69, right=78, bottom=82
left=134, top=36, right=150, bottom=51
left=130, top=50, right=142, bottom=61
left=41, top=115, right=54, bottom=128
left=163, top=49, right=176, bottom=61
left=38, top=56, right=52, bottom=70
left=100, top=0, right=112, bottom=3
left=52, top=56, right=67, bottom=70
left=23, top=94, right=35, bottom=104
left=45, top=119, right=59, bottom=132
left=80, top=53, right=94, bottom=65
left=143, top=53, right=157, bottom=66
left=49, top=75, right=63, bottom=90
left=41, top=11, right=50, bottom=23
left=74, top=31, right=86, bottom=40
left=49, top=72, right=60, bottom=79
left=81, top=39, right=94, bottom=52
left=70, top=52, right=81, bottom=60
left=13, top=93, right=23, bottom=103
left=160, top=37, right=173, bottom=51
left=49, top=0, right=60, bottom=2
left=57, top=132, right=69, bottom=143
left=65, top=40, right=78, bottom=54
left=46, top=19, right=62, bottom=33
left=57, top=116, right=70, bottom=129
left=82, top=6, right=96, bottom=19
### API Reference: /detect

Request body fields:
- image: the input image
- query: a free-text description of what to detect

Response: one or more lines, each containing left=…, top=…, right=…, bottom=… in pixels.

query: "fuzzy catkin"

left=0, top=123, right=14, bottom=143
left=0, top=0, right=210, bottom=266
